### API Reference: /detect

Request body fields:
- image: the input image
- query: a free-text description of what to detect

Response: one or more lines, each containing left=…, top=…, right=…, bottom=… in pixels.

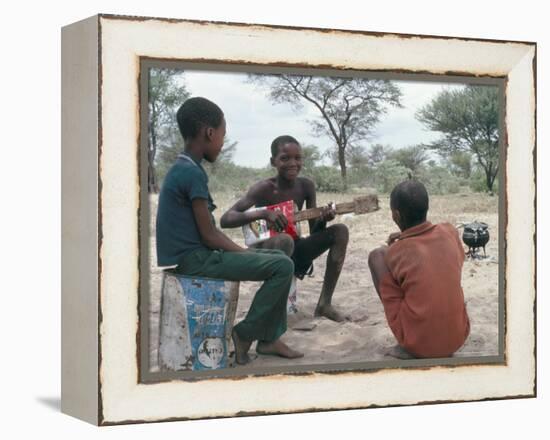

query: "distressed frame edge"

left=61, top=14, right=101, bottom=425
left=503, top=45, right=537, bottom=400
left=532, top=44, right=538, bottom=399
left=96, top=12, right=537, bottom=47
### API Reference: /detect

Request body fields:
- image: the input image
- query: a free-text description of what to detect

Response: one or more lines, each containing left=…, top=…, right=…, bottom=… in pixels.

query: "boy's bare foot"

left=383, top=345, right=416, bottom=360
left=256, top=339, right=304, bottom=359
left=314, top=304, right=349, bottom=322
left=231, top=329, right=253, bottom=365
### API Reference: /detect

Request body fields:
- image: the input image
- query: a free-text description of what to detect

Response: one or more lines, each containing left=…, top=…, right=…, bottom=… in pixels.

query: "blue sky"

left=178, top=69, right=467, bottom=168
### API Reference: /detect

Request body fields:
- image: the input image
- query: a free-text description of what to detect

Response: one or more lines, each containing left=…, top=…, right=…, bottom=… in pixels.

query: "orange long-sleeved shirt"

left=380, top=221, right=470, bottom=358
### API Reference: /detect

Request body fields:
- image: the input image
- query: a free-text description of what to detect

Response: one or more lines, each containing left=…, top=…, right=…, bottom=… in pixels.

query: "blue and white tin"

left=158, top=271, right=239, bottom=371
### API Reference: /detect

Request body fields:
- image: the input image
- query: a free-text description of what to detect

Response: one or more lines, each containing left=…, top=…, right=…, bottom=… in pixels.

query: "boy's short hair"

left=390, top=180, right=429, bottom=226
left=176, top=97, right=224, bottom=140
left=271, top=135, right=300, bottom=157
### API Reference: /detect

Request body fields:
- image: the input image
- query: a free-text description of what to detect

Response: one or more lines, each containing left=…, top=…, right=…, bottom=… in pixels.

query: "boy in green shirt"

left=156, top=97, right=303, bottom=364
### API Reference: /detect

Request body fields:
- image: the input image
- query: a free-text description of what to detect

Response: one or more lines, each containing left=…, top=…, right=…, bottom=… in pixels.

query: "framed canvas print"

left=61, top=14, right=536, bottom=425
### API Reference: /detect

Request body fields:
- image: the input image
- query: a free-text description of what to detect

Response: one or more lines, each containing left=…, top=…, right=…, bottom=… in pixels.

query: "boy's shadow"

left=36, top=397, right=61, bottom=412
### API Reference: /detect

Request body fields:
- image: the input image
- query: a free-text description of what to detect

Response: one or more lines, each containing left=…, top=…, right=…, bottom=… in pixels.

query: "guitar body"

left=242, top=200, right=302, bottom=246
left=242, top=195, right=379, bottom=247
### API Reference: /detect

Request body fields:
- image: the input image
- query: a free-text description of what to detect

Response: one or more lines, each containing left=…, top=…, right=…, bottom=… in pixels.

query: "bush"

left=418, top=165, right=461, bottom=195
left=372, top=160, right=411, bottom=193
left=469, top=172, right=487, bottom=193
left=368, top=160, right=462, bottom=195
left=469, top=168, right=498, bottom=194
left=307, top=166, right=345, bottom=192
left=204, top=163, right=271, bottom=193
left=347, top=167, right=373, bottom=189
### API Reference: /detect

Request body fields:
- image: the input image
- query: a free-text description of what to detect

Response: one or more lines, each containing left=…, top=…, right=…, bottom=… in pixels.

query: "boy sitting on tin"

left=220, top=135, right=349, bottom=322
left=367, top=180, right=470, bottom=358
left=156, top=98, right=303, bottom=364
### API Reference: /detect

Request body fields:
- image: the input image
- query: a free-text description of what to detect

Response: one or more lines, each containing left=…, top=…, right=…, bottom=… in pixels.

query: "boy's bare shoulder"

left=248, top=177, right=276, bottom=196
left=298, top=176, right=316, bottom=192
left=298, top=176, right=315, bottom=186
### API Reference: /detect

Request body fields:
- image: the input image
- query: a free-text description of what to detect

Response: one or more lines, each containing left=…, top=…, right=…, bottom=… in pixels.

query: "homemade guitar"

left=242, top=195, right=379, bottom=246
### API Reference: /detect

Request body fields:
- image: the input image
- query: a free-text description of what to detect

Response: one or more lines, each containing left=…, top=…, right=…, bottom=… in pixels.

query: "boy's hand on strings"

left=320, top=203, right=336, bottom=223
left=264, top=209, right=288, bottom=232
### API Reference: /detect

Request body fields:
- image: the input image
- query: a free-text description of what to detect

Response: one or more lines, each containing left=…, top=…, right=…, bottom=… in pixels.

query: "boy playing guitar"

left=220, top=135, right=349, bottom=322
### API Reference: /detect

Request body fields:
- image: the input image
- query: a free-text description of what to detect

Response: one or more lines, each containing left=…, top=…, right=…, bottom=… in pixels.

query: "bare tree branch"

left=249, top=73, right=402, bottom=186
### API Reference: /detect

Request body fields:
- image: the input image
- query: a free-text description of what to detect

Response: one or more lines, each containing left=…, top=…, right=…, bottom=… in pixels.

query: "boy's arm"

left=192, top=199, right=246, bottom=252
left=378, top=269, right=405, bottom=328
left=375, top=248, right=405, bottom=326
left=220, top=183, right=287, bottom=231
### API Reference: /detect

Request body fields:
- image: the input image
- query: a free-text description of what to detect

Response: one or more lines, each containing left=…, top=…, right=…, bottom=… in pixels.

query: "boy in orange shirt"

left=368, top=180, right=470, bottom=358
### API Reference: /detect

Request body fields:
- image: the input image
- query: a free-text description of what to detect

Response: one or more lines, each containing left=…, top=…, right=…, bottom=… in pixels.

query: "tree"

left=347, top=144, right=370, bottom=171
left=445, top=151, right=473, bottom=179
left=416, top=85, right=499, bottom=192
left=326, top=143, right=369, bottom=171
left=249, top=74, right=402, bottom=188
left=300, top=144, right=323, bottom=174
left=204, top=139, right=238, bottom=174
left=148, top=68, right=190, bottom=192
left=156, top=134, right=238, bottom=183
left=155, top=127, right=183, bottom=184
left=388, top=144, right=429, bottom=175
left=373, top=160, right=410, bottom=193
left=418, top=163, right=461, bottom=195
left=366, top=144, right=392, bottom=167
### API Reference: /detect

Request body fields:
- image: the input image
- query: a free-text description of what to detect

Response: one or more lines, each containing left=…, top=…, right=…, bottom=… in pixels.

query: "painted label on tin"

left=197, top=337, right=225, bottom=368
left=180, top=278, right=229, bottom=370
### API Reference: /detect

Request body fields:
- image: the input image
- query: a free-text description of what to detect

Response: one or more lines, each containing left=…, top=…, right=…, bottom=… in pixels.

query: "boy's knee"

left=330, top=223, right=349, bottom=245
left=274, top=254, right=294, bottom=275
left=368, top=247, right=387, bottom=270
left=272, top=233, right=294, bottom=256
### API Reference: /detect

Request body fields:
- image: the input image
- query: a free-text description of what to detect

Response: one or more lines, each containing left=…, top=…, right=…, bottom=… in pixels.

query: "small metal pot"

left=462, top=221, right=490, bottom=257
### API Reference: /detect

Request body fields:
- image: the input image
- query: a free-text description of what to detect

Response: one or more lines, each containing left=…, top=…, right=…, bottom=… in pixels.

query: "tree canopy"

left=388, top=144, right=429, bottom=175
left=148, top=68, right=190, bottom=192
left=248, top=74, right=402, bottom=187
left=300, top=144, right=323, bottom=173
left=416, top=85, right=499, bottom=192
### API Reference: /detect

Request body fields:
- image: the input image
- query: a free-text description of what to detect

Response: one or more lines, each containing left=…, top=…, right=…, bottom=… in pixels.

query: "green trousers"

left=176, top=248, right=294, bottom=343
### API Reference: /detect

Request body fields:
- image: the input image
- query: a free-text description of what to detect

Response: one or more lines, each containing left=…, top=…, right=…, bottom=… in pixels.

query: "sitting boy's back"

left=368, top=180, right=470, bottom=358
left=380, top=221, right=470, bottom=358
left=156, top=153, right=215, bottom=267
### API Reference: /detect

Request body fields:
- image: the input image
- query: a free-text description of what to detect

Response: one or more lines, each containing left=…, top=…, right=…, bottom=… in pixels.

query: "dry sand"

left=148, top=191, right=499, bottom=371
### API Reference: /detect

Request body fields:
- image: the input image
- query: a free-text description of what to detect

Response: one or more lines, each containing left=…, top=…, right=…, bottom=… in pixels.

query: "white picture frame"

left=61, top=14, right=536, bottom=425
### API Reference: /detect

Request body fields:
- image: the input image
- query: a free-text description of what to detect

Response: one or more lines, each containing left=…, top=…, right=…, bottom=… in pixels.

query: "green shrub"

left=347, top=167, right=374, bottom=189
left=306, top=166, right=345, bottom=192
left=469, top=168, right=499, bottom=194
left=373, top=160, right=410, bottom=193
left=418, top=165, right=461, bottom=195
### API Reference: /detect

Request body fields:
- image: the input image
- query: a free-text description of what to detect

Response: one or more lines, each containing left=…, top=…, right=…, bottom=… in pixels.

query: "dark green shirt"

left=156, top=153, right=216, bottom=266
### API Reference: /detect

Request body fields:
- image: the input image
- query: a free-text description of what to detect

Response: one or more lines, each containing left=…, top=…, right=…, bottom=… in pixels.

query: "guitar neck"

left=293, top=196, right=378, bottom=223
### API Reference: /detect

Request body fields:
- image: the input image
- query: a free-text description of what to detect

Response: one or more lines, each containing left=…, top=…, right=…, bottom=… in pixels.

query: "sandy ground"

left=148, top=191, right=499, bottom=371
